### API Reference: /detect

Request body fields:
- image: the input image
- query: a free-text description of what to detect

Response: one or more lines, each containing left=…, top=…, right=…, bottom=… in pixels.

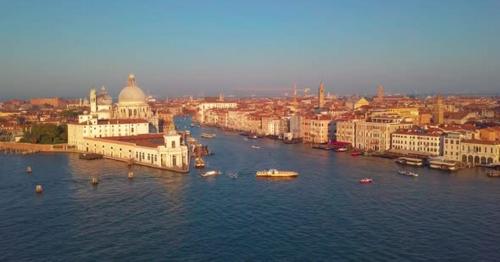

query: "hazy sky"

left=1, top=0, right=499, bottom=99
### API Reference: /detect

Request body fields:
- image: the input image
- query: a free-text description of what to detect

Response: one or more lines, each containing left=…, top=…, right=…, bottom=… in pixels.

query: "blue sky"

left=1, top=0, right=499, bottom=99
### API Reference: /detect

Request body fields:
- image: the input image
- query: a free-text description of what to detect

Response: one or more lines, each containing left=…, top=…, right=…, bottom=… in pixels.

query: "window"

left=171, top=141, right=176, bottom=148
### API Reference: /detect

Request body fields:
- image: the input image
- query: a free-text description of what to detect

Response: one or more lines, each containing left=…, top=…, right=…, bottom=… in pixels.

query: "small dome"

left=118, top=74, right=146, bottom=105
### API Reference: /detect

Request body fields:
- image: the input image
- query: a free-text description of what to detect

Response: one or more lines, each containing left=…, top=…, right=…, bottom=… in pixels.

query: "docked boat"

left=395, top=157, right=423, bottom=167
left=335, top=147, right=348, bottom=152
left=79, top=153, right=103, bottom=160
left=312, top=144, right=334, bottom=150
left=201, top=133, right=216, bottom=139
left=428, top=157, right=459, bottom=171
left=398, top=170, right=419, bottom=177
left=487, top=171, right=500, bottom=177
left=201, top=170, right=221, bottom=177
left=359, top=178, right=373, bottom=184
left=256, top=169, right=298, bottom=178
left=351, top=151, right=362, bottom=156
left=194, top=157, right=205, bottom=168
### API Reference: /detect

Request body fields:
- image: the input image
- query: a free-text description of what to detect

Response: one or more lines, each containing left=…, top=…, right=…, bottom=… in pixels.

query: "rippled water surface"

left=1, top=117, right=499, bottom=261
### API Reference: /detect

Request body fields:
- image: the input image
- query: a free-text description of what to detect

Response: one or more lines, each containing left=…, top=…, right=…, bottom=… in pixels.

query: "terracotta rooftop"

left=101, top=133, right=166, bottom=148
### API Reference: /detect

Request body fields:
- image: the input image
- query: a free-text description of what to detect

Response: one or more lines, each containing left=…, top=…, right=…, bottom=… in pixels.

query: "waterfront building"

left=30, top=97, right=65, bottom=108
left=460, top=139, right=499, bottom=166
left=300, top=115, right=334, bottom=144
left=443, top=132, right=463, bottom=162
left=197, top=101, right=237, bottom=123
left=391, top=128, right=443, bottom=156
left=82, top=131, right=189, bottom=172
left=336, top=116, right=413, bottom=151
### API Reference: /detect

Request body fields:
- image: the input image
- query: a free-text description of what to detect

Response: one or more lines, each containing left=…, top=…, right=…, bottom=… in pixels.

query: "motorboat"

left=398, top=170, right=419, bottom=177
left=335, top=147, right=347, bottom=152
left=201, top=133, right=216, bottom=139
left=251, top=145, right=261, bottom=149
left=351, top=151, right=362, bottom=157
left=201, top=170, right=221, bottom=177
left=26, top=166, right=32, bottom=173
left=256, top=169, right=298, bottom=178
left=359, top=178, right=373, bottom=184
left=194, top=157, right=205, bottom=168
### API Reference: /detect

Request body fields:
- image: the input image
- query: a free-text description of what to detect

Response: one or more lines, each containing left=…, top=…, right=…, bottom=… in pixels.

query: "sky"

left=0, top=0, right=499, bottom=99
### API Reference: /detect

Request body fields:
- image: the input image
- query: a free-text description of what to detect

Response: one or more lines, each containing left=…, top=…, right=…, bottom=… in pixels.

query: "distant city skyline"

left=1, top=0, right=499, bottom=99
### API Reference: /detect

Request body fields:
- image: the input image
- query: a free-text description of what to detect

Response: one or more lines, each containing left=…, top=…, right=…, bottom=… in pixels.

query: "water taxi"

left=359, top=178, right=373, bottom=184
left=195, top=157, right=205, bottom=168
left=395, top=157, right=423, bottom=167
left=201, top=170, right=221, bottom=177
left=428, top=157, right=459, bottom=171
left=256, top=169, right=298, bottom=178
left=398, top=170, right=419, bottom=177
left=201, top=133, right=216, bottom=139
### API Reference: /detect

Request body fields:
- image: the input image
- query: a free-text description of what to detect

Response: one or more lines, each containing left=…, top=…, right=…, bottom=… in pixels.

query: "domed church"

left=82, top=74, right=159, bottom=132
left=115, top=74, right=153, bottom=119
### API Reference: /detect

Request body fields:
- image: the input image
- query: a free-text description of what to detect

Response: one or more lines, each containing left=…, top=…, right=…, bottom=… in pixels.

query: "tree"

left=20, top=124, right=68, bottom=144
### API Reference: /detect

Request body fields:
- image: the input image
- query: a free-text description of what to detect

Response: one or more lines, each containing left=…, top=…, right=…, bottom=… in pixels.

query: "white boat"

left=201, top=170, right=221, bottom=177
left=398, top=170, right=419, bottom=177
left=251, top=145, right=261, bottom=149
left=335, top=147, right=347, bottom=152
left=256, top=169, right=298, bottom=178
left=128, top=171, right=134, bottom=179
left=26, top=166, right=32, bottom=173
left=201, top=133, right=216, bottom=139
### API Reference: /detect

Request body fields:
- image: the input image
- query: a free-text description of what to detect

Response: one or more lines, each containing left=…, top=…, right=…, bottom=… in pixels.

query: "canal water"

left=1, top=117, right=499, bottom=261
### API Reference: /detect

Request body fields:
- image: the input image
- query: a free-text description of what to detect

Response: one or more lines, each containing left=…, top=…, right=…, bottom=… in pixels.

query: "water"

left=1, top=117, right=499, bottom=261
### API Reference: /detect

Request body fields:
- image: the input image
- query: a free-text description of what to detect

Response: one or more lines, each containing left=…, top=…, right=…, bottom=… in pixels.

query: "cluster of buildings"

left=66, top=74, right=189, bottom=172
left=192, top=84, right=500, bottom=167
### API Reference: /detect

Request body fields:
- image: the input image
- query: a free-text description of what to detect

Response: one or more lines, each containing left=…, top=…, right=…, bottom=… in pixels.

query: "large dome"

left=118, top=74, right=146, bottom=105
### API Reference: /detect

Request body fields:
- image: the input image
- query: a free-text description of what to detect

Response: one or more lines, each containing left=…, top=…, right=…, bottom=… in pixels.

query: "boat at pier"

left=201, top=133, right=216, bottom=139
left=398, top=170, right=419, bottom=177
left=195, top=157, right=205, bottom=168
left=428, top=157, right=459, bottom=171
left=201, top=170, right=221, bottom=177
left=256, top=169, right=298, bottom=178
left=351, top=151, right=362, bottom=157
left=79, top=153, right=103, bottom=160
left=395, top=157, right=423, bottom=167
left=487, top=171, right=500, bottom=177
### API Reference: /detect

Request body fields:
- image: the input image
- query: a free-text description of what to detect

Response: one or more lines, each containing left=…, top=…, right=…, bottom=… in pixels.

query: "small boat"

left=201, top=170, right=221, bottom=177
left=249, top=134, right=258, bottom=139
left=359, top=178, right=373, bottom=184
left=35, top=185, right=43, bottom=193
left=487, top=171, right=500, bottom=177
left=26, top=166, right=32, bottom=173
left=398, top=170, right=419, bottom=177
left=195, top=157, right=205, bottom=168
left=351, top=151, right=362, bottom=157
left=79, top=153, right=103, bottom=160
left=201, top=133, right=216, bottom=139
left=335, top=147, right=347, bottom=152
left=256, top=169, right=298, bottom=178
left=251, top=145, right=261, bottom=149
left=312, top=144, right=334, bottom=150
left=90, top=176, right=99, bottom=185
left=128, top=171, right=134, bottom=179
